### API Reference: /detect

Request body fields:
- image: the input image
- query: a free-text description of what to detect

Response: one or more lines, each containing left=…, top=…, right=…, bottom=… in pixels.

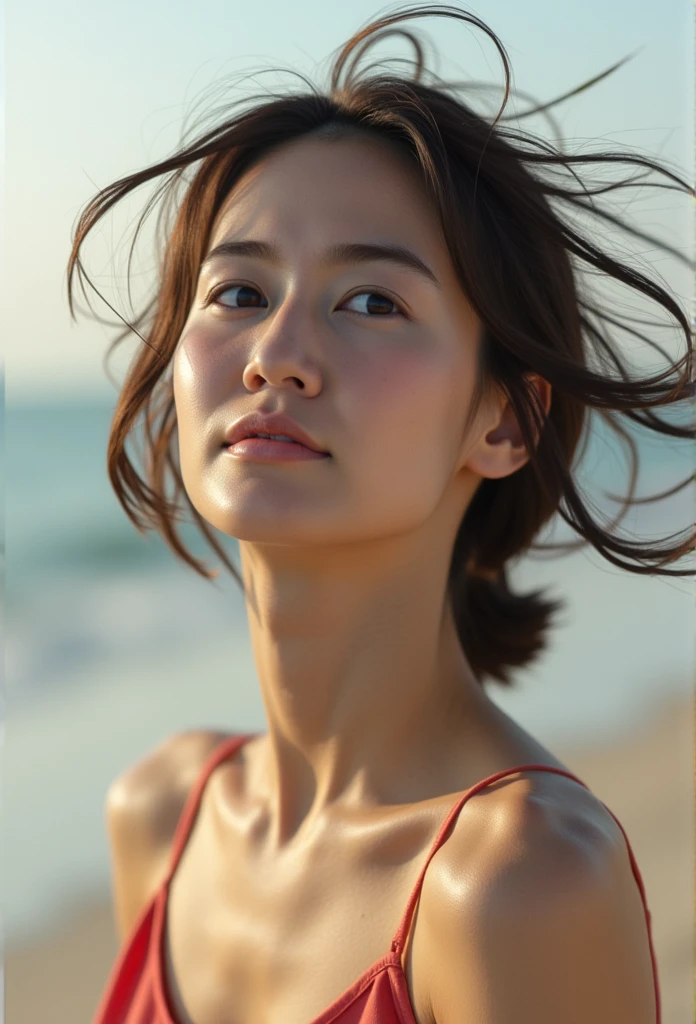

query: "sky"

left=5, top=0, right=694, bottom=401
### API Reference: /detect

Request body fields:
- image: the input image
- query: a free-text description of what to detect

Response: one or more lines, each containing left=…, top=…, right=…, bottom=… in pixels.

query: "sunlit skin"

left=172, top=131, right=552, bottom=859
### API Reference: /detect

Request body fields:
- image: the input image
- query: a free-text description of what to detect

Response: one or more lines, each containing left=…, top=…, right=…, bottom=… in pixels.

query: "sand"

left=6, top=690, right=694, bottom=1024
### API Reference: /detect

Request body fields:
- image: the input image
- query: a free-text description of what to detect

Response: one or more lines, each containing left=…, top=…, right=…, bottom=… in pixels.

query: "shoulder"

left=105, top=728, right=235, bottom=941
left=425, top=775, right=658, bottom=1023
left=106, top=728, right=235, bottom=826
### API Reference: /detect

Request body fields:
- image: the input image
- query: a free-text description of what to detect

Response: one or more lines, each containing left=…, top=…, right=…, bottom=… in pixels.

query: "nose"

left=240, top=299, right=324, bottom=395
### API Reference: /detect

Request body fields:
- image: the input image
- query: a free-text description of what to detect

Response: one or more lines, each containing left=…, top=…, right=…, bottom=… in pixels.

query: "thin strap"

left=389, top=763, right=661, bottom=1023
left=163, top=732, right=260, bottom=886
left=391, top=764, right=592, bottom=953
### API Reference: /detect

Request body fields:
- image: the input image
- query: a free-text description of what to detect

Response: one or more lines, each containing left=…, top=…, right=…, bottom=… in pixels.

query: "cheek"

left=173, top=333, right=195, bottom=387
left=171, top=331, right=221, bottom=478
left=173, top=326, right=232, bottom=422
left=376, top=346, right=456, bottom=446
left=172, top=328, right=205, bottom=415
left=349, top=348, right=460, bottom=512
left=173, top=327, right=217, bottom=393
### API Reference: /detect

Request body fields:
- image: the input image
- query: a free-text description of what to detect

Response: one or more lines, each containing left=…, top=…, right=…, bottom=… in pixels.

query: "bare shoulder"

left=423, top=772, right=657, bottom=1022
left=105, top=728, right=235, bottom=942
left=106, top=728, right=235, bottom=830
left=427, top=765, right=634, bottom=926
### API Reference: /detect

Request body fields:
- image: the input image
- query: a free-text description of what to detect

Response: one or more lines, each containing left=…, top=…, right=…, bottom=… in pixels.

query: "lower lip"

left=224, top=439, right=330, bottom=461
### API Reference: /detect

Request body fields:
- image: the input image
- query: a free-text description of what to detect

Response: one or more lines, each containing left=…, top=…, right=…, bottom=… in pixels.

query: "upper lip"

left=223, top=411, right=329, bottom=454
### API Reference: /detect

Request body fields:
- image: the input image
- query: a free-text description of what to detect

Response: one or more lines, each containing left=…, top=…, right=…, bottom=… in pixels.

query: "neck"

left=237, top=531, right=491, bottom=855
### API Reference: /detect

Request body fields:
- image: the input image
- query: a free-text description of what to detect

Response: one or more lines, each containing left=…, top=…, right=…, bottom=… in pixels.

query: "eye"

left=210, top=283, right=268, bottom=310
left=208, top=283, right=405, bottom=318
left=341, top=290, right=404, bottom=318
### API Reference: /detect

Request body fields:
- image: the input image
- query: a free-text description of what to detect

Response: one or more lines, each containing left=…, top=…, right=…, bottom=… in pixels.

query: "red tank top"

left=92, top=732, right=662, bottom=1024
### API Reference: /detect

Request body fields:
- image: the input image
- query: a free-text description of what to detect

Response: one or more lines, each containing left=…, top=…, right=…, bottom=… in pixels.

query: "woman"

left=70, top=5, right=693, bottom=1023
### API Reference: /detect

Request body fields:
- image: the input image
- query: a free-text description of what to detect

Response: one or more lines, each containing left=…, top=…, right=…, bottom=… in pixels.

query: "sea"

left=4, top=390, right=695, bottom=946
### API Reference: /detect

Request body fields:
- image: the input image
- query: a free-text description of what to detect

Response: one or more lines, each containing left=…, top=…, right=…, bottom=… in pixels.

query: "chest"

left=160, top=806, right=449, bottom=1024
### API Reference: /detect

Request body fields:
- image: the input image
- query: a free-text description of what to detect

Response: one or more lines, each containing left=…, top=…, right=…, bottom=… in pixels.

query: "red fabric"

left=93, top=733, right=662, bottom=1024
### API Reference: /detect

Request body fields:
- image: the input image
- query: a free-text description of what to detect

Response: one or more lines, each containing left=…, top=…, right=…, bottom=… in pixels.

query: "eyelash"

left=207, top=282, right=407, bottom=319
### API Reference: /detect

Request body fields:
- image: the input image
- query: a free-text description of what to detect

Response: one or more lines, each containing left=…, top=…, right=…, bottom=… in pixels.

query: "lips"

left=223, top=411, right=329, bottom=454
left=250, top=434, right=300, bottom=444
left=224, top=435, right=330, bottom=462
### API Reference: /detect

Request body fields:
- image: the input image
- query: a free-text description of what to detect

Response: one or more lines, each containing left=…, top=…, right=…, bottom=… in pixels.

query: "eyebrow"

left=199, top=239, right=442, bottom=290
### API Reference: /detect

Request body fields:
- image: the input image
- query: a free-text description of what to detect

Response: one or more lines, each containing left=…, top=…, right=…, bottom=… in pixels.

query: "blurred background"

left=4, top=0, right=695, bottom=1021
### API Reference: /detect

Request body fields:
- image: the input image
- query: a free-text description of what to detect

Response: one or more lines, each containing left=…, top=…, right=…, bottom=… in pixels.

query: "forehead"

left=208, top=134, right=446, bottom=260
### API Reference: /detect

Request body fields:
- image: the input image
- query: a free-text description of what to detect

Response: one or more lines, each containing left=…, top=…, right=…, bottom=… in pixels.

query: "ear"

left=464, top=373, right=552, bottom=482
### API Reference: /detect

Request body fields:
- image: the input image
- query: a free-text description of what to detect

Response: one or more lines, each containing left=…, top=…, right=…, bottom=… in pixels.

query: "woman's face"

left=173, top=132, right=487, bottom=548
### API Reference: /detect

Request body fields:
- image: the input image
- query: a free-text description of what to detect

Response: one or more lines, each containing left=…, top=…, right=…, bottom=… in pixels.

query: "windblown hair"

left=66, top=3, right=695, bottom=687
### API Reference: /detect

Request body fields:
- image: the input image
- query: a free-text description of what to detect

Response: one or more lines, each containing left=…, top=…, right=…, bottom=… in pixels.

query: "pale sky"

left=6, top=0, right=694, bottom=401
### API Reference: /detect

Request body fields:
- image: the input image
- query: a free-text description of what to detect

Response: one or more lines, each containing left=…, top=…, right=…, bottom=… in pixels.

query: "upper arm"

left=105, top=728, right=232, bottom=944
left=428, top=803, right=658, bottom=1024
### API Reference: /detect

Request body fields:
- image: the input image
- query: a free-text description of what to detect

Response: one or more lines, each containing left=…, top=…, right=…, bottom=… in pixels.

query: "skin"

left=103, top=130, right=654, bottom=1024
left=172, top=130, right=552, bottom=864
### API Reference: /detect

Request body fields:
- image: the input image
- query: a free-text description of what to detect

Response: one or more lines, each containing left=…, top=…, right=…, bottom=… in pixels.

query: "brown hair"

left=66, top=4, right=695, bottom=687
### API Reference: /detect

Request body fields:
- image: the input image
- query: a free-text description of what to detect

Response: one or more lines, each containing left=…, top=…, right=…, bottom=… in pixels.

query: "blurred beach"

left=5, top=395, right=695, bottom=1023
